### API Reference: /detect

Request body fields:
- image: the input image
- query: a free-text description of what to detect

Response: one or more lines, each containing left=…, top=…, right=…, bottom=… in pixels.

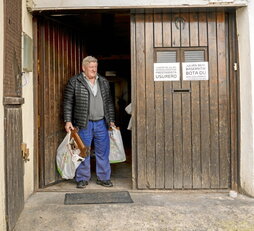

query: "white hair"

left=82, top=56, right=98, bottom=67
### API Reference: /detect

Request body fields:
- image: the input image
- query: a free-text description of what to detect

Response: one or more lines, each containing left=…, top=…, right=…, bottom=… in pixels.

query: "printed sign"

left=182, top=62, right=209, bottom=81
left=154, top=63, right=180, bottom=81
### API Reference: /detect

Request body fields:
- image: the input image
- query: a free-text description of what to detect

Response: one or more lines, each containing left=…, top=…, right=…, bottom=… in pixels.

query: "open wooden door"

left=132, top=10, right=238, bottom=189
left=37, top=17, right=86, bottom=187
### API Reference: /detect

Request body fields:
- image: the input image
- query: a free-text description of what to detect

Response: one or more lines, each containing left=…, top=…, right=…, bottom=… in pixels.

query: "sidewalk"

left=14, top=191, right=254, bottom=231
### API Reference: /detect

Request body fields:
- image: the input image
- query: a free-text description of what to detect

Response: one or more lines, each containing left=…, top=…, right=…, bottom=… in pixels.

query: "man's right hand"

left=65, top=122, right=74, bottom=132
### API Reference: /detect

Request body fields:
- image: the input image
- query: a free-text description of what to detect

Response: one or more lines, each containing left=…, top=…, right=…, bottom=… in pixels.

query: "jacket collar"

left=77, top=73, right=88, bottom=88
left=77, top=72, right=102, bottom=88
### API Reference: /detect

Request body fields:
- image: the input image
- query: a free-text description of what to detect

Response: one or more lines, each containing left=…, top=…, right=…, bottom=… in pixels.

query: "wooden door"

left=37, top=17, right=86, bottom=187
left=132, top=11, right=238, bottom=189
left=4, top=98, right=24, bottom=230
left=4, top=0, right=24, bottom=229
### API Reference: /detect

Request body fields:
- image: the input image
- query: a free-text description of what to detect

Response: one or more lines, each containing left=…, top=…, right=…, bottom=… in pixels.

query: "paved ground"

left=14, top=190, right=254, bottom=231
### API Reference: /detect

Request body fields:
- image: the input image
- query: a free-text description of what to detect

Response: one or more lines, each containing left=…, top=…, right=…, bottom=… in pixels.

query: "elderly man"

left=64, top=56, right=115, bottom=188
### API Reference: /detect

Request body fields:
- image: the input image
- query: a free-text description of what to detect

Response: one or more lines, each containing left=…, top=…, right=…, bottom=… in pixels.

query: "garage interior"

left=36, top=10, right=132, bottom=190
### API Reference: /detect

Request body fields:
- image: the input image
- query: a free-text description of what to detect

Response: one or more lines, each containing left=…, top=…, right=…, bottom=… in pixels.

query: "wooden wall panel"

left=4, top=105, right=24, bottom=231
left=199, top=13, right=210, bottom=188
left=217, top=12, right=230, bottom=188
left=208, top=12, right=220, bottom=188
left=131, top=14, right=137, bottom=189
left=135, top=14, right=147, bottom=189
left=4, top=0, right=24, bottom=229
left=172, top=12, right=181, bottom=47
left=190, top=13, right=202, bottom=189
left=163, top=13, right=174, bottom=189
left=154, top=14, right=165, bottom=188
left=181, top=13, right=192, bottom=188
left=145, top=14, right=156, bottom=189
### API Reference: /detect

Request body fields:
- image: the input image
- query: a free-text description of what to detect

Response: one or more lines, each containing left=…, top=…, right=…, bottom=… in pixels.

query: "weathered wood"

left=172, top=12, right=183, bottom=188
left=198, top=12, right=210, bottom=188
left=162, top=13, right=171, bottom=47
left=172, top=49, right=183, bottom=189
left=181, top=12, right=190, bottom=47
left=154, top=13, right=165, bottom=188
left=154, top=13, right=163, bottom=48
left=131, top=14, right=137, bottom=189
left=135, top=14, right=147, bottom=189
left=181, top=14, right=192, bottom=188
left=33, top=17, right=39, bottom=190
left=163, top=13, right=174, bottom=189
left=38, top=19, right=46, bottom=188
left=228, top=12, right=238, bottom=190
left=217, top=11, right=230, bottom=188
left=189, top=13, right=201, bottom=188
left=208, top=12, right=220, bottom=188
left=3, top=97, right=24, bottom=105
left=189, top=12, right=199, bottom=47
left=199, top=13, right=208, bottom=46
left=5, top=106, right=24, bottom=231
left=145, top=13, right=156, bottom=189
left=172, top=13, right=181, bottom=47
left=132, top=10, right=237, bottom=190
left=37, top=17, right=86, bottom=187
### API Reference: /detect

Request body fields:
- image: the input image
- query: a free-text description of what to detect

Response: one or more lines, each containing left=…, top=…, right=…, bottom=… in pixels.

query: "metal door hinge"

left=234, top=63, right=238, bottom=71
left=21, top=143, right=30, bottom=162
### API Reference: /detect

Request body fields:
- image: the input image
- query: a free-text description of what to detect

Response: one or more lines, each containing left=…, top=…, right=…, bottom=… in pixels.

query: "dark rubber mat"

left=64, top=191, right=133, bottom=204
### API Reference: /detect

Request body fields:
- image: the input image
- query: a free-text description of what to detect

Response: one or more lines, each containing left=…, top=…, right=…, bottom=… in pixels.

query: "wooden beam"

left=27, top=0, right=247, bottom=12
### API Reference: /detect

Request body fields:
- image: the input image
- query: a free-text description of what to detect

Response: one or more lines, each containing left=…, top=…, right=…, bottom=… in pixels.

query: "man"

left=64, top=56, right=115, bottom=188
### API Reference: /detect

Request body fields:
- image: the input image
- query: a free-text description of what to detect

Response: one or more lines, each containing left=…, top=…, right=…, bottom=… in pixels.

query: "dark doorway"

left=36, top=11, right=132, bottom=189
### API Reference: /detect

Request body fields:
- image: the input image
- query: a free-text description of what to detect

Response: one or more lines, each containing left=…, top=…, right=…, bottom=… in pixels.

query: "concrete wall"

left=236, top=2, right=254, bottom=196
left=0, top=1, right=6, bottom=230
left=22, top=0, right=34, bottom=201
left=27, top=0, right=247, bottom=11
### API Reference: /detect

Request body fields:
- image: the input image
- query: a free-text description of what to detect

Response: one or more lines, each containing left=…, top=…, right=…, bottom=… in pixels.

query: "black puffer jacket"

left=64, top=73, right=115, bottom=129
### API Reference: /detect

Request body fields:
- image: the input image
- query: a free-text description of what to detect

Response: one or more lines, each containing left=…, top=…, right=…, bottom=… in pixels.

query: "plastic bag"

left=125, top=103, right=132, bottom=130
left=109, top=127, right=126, bottom=163
left=56, top=132, right=84, bottom=179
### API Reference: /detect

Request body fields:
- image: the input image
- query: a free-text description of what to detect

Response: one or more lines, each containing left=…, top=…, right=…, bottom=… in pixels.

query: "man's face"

left=83, top=62, right=98, bottom=79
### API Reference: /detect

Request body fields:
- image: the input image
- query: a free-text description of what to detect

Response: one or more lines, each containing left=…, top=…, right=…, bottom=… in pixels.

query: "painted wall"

left=0, top=1, right=7, bottom=230
left=236, top=2, right=254, bottom=196
left=27, top=0, right=247, bottom=10
left=22, top=0, right=34, bottom=200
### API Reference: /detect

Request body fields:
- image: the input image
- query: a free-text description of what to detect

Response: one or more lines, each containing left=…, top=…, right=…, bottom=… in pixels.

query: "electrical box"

left=22, top=33, right=33, bottom=72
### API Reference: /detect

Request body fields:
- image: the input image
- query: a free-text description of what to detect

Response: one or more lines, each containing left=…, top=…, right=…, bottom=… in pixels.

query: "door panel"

left=37, top=17, right=86, bottom=187
left=132, top=11, right=236, bottom=189
left=4, top=0, right=24, bottom=229
left=4, top=99, right=24, bottom=230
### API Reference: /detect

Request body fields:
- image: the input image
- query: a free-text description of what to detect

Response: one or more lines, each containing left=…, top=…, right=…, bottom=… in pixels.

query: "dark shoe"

left=76, top=180, right=88, bottom=188
left=96, top=179, right=113, bottom=187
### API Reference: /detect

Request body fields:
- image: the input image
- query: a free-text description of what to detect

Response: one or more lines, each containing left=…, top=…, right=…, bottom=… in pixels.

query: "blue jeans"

left=75, top=119, right=111, bottom=182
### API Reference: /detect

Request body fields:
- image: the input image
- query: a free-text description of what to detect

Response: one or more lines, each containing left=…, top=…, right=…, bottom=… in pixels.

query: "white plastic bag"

left=125, top=103, right=132, bottom=130
left=109, top=127, right=126, bottom=163
left=56, top=132, right=84, bottom=179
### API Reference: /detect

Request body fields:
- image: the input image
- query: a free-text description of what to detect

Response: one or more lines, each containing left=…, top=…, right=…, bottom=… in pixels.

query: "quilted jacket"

left=63, top=73, right=115, bottom=129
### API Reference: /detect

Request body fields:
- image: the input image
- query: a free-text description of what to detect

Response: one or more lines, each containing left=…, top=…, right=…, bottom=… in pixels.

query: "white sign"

left=154, top=63, right=180, bottom=81
left=182, top=62, right=209, bottom=81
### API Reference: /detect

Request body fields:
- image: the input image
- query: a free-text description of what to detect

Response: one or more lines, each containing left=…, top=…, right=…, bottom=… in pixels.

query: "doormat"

left=64, top=191, right=133, bottom=205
